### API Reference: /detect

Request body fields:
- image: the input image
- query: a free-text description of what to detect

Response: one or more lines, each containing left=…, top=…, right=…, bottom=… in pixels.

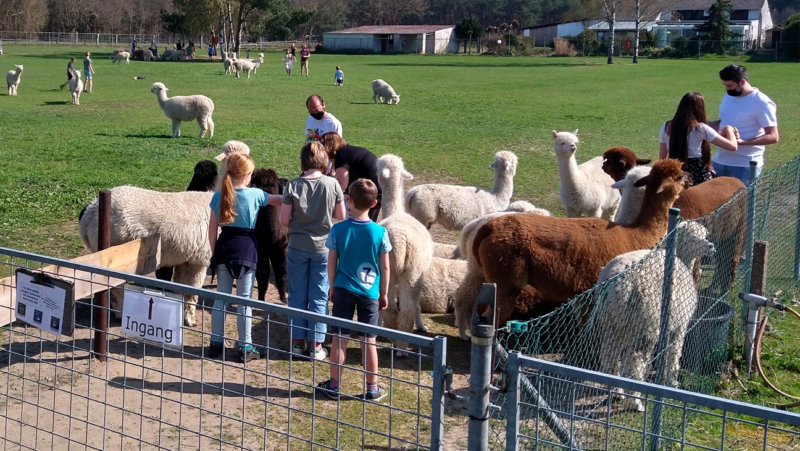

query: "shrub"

left=786, top=12, right=800, bottom=60
left=553, top=37, right=578, bottom=56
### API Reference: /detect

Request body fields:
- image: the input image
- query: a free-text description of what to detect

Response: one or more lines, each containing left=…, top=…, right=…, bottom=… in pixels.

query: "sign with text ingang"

left=121, top=287, right=183, bottom=348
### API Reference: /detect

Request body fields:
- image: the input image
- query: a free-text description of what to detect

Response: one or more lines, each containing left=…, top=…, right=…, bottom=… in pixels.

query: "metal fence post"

left=93, top=190, right=111, bottom=361
left=744, top=241, right=769, bottom=376
left=649, top=207, right=680, bottom=451
left=505, top=351, right=521, bottom=451
left=431, top=335, right=447, bottom=451
left=468, top=283, right=496, bottom=451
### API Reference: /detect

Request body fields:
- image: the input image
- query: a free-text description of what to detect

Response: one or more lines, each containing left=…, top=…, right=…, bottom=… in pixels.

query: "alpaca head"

left=377, top=154, right=412, bottom=190
left=552, top=130, right=579, bottom=158
left=675, top=220, right=715, bottom=262
left=216, top=140, right=251, bottom=161
left=151, top=82, right=168, bottom=95
left=14, top=64, right=23, bottom=73
left=602, top=146, right=651, bottom=182
left=634, top=158, right=690, bottom=200
left=490, top=151, right=518, bottom=177
left=187, top=160, right=219, bottom=192
left=250, top=168, right=284, bottom=195
left=74, top=69, right=81, bottom=80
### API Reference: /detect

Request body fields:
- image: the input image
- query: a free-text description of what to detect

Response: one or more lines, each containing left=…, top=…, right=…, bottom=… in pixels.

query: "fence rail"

left=0, top=246, right=446, bottom=449
left=505, top=353, right=800, bottom=450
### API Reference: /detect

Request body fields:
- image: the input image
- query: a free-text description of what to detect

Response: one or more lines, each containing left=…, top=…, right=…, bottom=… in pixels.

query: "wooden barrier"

left=0, top=235, right=161, bottom=327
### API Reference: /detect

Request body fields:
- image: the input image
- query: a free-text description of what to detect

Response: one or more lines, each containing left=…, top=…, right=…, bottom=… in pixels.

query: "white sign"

left=15, top=270, right=73, bottom=337
left=121, top=289, right=183, bottom=348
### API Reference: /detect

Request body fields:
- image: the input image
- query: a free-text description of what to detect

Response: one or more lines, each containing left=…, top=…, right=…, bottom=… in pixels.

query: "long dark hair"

left=668, top=92, right=710, bottom=165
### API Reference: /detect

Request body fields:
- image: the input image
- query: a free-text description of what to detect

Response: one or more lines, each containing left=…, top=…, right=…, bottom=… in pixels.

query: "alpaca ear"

left=611, top=179, right=626, bottom=189
left=402, top=169, right=413, bottom=180
left=489, top=161, right=497, bottom=169
left=637, top=158, right=652, bottom=165
left=382, top=168, right=391, bottom=180
left=633, top=174, right=650, bottom=188
left=551, top=130, right=557, bottom=138
left=573, top=129, right=579, bottom=135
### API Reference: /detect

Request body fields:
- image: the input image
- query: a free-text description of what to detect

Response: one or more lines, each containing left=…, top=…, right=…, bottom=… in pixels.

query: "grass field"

left=0, top=45, right=798, bottom=257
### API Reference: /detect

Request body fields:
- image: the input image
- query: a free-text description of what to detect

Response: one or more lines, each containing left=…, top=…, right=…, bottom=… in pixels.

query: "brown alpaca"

left=602, top=146, right=651, bottom=182
left=472, top=159, right=690, bottom=328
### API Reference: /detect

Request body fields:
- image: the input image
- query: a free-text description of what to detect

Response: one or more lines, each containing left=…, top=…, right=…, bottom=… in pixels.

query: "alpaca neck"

left=491, top=168, right=514, bottom=203
left=381, top=179, right=405, bottom=218
left=157, top=91, right=168, bottom=107
left=557, top=152, right=583, bottom=189
left=630, top=187, right=680, bottom=232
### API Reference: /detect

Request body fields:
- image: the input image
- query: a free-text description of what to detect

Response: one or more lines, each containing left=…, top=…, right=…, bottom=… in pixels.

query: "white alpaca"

left=150, top=82, right=215, bottom=138
left=595, top=220, right=715, bottom=412
left=79, top=186, right=214, bottom=327
left=372, top=79, right=400, bottom=104
left=233, top=59, right=256, bottom=78
left=612, top=165, right=653, bottom=225
left=554, top=130, right=620, bottom=220
left=222, top=51, right=237, bottom=75
left=111, top=51, right=131, bottom=64
left=213, top=140, right=251, bottom=190
left=417, top=257, right=469, bottom=314
left=376, top=154, right=434, bottom=346
left=70, top=70, right=84, bottom=105
left=6, top=64, right=23, bottom=96
left=405, top=151, right=518, bottom=230
left=250, top=53, right=264, bottom=73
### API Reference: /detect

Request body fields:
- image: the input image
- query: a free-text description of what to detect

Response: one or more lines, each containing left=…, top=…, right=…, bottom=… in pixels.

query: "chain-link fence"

left=505, top=353, right=800, bottom=450
left=488, top=155, right=800, bottom=448
left=0, top=247, right=446, bottom=449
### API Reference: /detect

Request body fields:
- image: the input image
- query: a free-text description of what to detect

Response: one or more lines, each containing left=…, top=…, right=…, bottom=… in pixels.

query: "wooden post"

left=93, top=190, right=111, bottom=361
left=746, top=240, right=768, bottom=376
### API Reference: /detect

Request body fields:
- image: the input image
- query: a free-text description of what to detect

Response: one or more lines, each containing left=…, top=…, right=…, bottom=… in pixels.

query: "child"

left=208, top=44, right=214, bottom=60
left=318, top=178, right=391, bottom=401
left=208, top=153, right=282, bottom=363
left=280, top=141, right=346, bottom=360
left=284, top=49, right=295, bottom=76
left=334, top=65, right=344, bottom=86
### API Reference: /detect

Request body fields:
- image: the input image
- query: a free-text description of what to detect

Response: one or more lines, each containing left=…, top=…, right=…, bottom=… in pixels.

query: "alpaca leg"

left=255, top=259, right=270, bottom=301
left=174, top=263, right=207, bottom=327
left=622, top=351, right=647, bottom=412
left=270, top=249, right=287, bottom=303
left=198, top=118, right=207, bottom=138
left=453, top=264, right=485, bottom=341
left=207, top=117, right=214, bottom=138
left=172, top=119, right=181, bottom=138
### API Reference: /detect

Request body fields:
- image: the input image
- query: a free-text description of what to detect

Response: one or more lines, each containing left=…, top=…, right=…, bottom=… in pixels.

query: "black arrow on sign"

left=149, top=298, right=154, bottom=320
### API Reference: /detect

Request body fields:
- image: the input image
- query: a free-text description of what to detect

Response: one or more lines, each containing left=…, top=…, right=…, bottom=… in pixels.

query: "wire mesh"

left=489, top=155, right=800, bottom=449
left=0, top=248, right=446, bottom=450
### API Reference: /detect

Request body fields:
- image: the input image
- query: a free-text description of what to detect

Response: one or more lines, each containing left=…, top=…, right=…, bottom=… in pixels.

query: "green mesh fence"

left=488, top=155, right=800, bottom=449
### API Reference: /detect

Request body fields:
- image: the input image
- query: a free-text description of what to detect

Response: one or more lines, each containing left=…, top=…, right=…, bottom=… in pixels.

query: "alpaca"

left=602, top=146, right=651, bottom=182
left=595, top=220, right=715, bottom=411
left=214, top=140, right=251, bottom=190
left=111, top=51, right=131, bottom=64
left=79, top=186, right=213, bottom=327
left=6, top=64, right=22, bottom=96
left=472, top=159, right=691, bottom=329
left=150, top=82, right=215, bottom=138
left=376, top=154, right=434, bottom=348
left=233, top=59, right=256, bottom=78
left=70, top=70, right=84, bottom=105
left=405, top=151, right=518, bottom=230
left=554, top=130, right=620, bottom=219
left=250, top=168, right=288, bottom=303
left=372, top=79, right=400, bottom=104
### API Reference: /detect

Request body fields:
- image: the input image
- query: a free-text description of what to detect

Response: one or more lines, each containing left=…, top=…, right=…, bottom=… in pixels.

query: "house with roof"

left=322, top=25, right=458, bottom=54
left=522, top=0, right=773, bottom=49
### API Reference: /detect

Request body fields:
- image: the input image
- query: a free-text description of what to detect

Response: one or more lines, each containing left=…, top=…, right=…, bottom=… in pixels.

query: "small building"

left=323, top=25, right=458, bottom=54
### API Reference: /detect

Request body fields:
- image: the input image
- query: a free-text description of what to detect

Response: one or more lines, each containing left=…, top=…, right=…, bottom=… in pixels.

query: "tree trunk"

left=633, top=0, right=640, bottom=63
left=606, top=9, right=615, bottom=64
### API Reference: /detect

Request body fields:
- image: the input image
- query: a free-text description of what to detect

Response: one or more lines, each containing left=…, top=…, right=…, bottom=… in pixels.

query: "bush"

left=552, top=37, right=577, bottom=56
left=786, top=12, right=800, bottom=60
left=565, top=30, right=602, bottom=56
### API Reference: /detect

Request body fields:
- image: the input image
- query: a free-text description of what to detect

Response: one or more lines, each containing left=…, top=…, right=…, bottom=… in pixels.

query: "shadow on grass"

left=42, top=100, right=71, bottom=105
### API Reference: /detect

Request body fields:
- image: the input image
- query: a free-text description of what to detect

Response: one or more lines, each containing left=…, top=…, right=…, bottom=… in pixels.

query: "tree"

left=784, top=12, right=800, bottom=59
left=601, top=0, right=616, bottom=63
left=454, top=15, right=483, bottom=53
left=694, top=0, right=734, bottom=54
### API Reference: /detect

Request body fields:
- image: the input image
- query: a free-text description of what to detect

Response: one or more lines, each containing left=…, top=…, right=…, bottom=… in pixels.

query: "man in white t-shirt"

left=305, top=95, right=342, bottom=142
left=711, top=64, right=779, bottom=186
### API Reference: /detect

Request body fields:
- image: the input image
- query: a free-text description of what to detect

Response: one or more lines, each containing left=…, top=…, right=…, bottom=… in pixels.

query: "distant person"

left=59, top=57, right=76, bottom=90
left=284, top=49, right=296, bottom=75
left=334, top=65, right=343, bottom=86
left=659, top=92, right=739, bottom=185
left=208, top=43, right=214, bottom=60
left=317, top=178, right=391, bottom=401
left=305, top=95, right=342, bottom=142
left=291, top=43, right=296, bottom=59
left=83, top=52, right=95, bottom=93
left=711, top=64, right=779, bottom=186
left=131, top=38, right=136, bottom=54
left=149, top=39, right=158, bottom=59
left=299, top=44, right=310, bottom=77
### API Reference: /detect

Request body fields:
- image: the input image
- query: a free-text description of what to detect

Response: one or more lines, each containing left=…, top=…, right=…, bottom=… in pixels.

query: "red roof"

left=326, top=25, right=454, bottom=34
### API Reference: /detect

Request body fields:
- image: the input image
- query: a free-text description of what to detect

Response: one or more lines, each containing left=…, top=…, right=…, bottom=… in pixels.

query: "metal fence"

left=505, top=352, right=800, bottom=450
left=488, top=155, right=800, bottom=448
left=0, top=247, right=446, bottom=449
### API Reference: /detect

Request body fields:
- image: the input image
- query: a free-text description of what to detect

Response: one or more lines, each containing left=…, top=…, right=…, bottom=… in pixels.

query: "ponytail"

left=217, top=153, right=255, bottom=225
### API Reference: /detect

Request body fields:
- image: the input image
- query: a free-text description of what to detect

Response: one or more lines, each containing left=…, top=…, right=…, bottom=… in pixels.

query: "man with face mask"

left=711, top=64, right=778, bottom=185
left=305, top=95, right=343, bottom=142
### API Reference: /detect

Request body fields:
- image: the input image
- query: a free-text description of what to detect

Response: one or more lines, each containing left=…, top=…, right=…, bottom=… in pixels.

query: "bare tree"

left=601, top=0, right=617, bottom=64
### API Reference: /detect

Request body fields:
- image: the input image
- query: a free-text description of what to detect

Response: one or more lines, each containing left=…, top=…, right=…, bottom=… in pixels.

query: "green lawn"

left=1, top=45, right=798, bottom=257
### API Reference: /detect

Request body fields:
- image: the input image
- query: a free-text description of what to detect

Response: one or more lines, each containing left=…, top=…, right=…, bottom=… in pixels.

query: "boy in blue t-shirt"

left=334, top=65, right=343, bottom=86
left=318, top=178, right=391, bottom=401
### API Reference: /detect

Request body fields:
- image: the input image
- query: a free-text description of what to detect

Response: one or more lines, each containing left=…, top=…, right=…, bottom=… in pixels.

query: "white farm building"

left=322, top=25, right=458, bottom=54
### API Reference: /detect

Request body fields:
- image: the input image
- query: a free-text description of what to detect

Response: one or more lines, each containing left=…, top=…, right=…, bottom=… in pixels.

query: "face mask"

left=726, top=88, right=743, bottom=97
left=310, top=111, right=325, bottom=120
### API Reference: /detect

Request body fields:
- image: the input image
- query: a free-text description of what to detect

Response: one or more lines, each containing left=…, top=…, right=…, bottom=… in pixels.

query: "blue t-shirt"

left=210, top=187, right=269, bottom=229
left=335, top=70, right=343, bottom=81
left=326, top=218, right=391, bottom=300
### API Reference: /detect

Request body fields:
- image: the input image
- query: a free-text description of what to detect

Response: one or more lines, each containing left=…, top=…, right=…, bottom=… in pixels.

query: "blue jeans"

left=712, top=162, right=761, bottom=186
left=211, top=264, right=256, bottom=349
left=287, top=247, right=329, bottom=343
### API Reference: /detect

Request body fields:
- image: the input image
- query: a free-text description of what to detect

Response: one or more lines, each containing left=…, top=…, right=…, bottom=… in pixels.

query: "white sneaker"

left=309, top=347, right=327, bottom=361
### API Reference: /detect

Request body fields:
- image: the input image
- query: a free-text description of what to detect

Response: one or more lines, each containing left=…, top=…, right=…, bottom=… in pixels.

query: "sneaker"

left=362, top=386, right=387, bottom=402
left=309, top=346, right=327, bottom=361
left=292, top=342, right=307, bottom=358
left=317, top=380, right=340, bottom=399
left=207, top=342, right=224, bottom=359
left=239, top=346, right=261, bottom=363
